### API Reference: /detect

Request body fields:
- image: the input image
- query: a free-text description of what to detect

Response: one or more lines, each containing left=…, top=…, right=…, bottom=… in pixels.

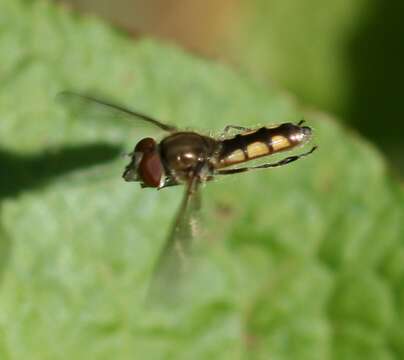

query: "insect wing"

left=57, top=91, right=177, bottom=132
left=148, top=176, right=201, bottom=302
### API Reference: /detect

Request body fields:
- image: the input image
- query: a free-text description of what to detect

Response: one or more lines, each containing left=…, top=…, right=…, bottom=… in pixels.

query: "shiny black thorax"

left=159, top=132, right=218, bottom=181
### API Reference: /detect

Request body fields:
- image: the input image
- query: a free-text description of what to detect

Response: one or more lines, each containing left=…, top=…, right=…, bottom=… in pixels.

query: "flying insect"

left=60, top=92, right=317, bottom=291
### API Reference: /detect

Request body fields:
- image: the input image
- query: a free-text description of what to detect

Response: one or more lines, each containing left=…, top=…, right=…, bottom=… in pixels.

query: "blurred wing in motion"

left=57, top=91, right=178, bottom=132
left=147, top=176, right=201, bottom=303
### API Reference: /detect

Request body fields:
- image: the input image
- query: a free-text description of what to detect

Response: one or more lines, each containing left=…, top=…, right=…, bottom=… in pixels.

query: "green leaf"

left=0, top=1, right=403, bottom=359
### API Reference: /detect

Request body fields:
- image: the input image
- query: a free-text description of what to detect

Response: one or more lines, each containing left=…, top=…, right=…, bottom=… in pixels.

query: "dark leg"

left=216, top=146, right=317, bottom=175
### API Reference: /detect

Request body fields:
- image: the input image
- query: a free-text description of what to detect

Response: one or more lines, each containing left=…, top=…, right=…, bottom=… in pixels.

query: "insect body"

left=60, top=92, right=317, bottom=292
left=123, top=132, right=217, bottom=188
left=123, top=122, right=314, bottom=190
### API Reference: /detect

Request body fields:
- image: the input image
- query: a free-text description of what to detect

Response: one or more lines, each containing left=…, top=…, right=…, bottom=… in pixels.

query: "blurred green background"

left=0, top=0, right=403, bottom=359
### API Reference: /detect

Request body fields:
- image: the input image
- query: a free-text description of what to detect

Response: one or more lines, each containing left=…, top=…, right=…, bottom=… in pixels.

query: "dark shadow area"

left=347, top=0, right=404, bottom=176
left=0, top=142, right=121, bottom=283
left=0, top=143, right=121, bottom=199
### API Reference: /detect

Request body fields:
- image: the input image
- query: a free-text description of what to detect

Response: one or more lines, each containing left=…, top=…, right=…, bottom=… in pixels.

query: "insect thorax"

left=159, top=132, right=218, bottom=182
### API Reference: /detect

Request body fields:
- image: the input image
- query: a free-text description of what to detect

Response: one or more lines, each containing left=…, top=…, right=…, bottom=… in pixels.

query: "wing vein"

left=58, top=91, right=177, bottom=132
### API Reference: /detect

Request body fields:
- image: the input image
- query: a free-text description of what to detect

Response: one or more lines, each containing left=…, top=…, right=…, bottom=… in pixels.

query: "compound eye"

left=138, top=151, right=164, bottom=188
left=135, top=137, right=156, bottom=153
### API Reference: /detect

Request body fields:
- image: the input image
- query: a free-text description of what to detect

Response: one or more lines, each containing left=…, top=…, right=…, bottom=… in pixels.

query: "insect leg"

left=216, top=146, right=317, bottom=175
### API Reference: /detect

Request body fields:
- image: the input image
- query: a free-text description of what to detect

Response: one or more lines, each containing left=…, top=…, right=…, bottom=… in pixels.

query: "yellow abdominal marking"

left=247, top=141, right=269, bottom=158
left=225, top=149, right=245, bottom=163
left=271, top=135, right=291, bottom=151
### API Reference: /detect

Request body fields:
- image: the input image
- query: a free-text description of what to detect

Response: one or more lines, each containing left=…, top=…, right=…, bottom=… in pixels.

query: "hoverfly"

left=60, top=92, right=317, bottom=295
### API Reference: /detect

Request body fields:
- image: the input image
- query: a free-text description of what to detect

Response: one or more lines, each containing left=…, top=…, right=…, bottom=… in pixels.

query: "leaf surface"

left=0, top=1, right=403, bottom=359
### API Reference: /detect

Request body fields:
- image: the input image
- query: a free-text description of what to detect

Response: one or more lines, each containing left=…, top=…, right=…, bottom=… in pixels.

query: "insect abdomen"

left=218, top=123, right=311, bottom=168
